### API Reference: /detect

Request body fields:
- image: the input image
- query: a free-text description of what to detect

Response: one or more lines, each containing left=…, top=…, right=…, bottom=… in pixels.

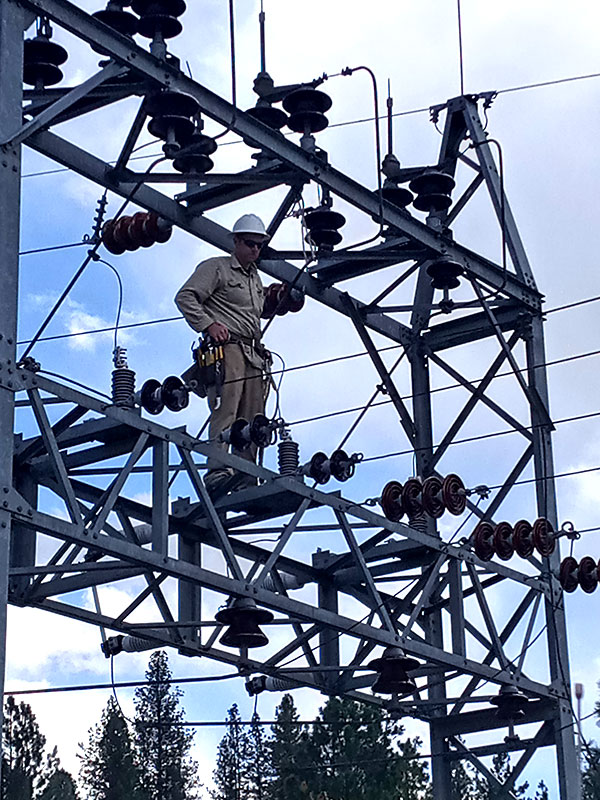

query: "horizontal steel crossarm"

left=8, top=371, right=553, bottom=593
left=25, top=565, right=144, bottom=599
left=422, top=303, right=530, bottom=352
left=19, top=0, right=541, bottom=310
left=4, top=61, right=124, bottom=148
left=27, top=129, right=413, bottom=348
left=435, top=699, right=556, bottom=738
left=7, top=504, right=556, bottom=697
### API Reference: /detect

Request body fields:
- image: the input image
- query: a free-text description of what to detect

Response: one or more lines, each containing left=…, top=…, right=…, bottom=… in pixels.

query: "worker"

left=175, top=214, right=271, bottom=497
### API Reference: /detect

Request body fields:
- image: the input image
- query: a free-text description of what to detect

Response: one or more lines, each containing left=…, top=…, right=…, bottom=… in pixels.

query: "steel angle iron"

left=23, top=18, right=68, bottom=88
left=369, top=647, right=420, bottom=696
left=215, top=598, right=274, bottom=649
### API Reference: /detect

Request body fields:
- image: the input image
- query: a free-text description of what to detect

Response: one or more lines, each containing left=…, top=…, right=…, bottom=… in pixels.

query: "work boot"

left=204, top=468, right=234, bottom=499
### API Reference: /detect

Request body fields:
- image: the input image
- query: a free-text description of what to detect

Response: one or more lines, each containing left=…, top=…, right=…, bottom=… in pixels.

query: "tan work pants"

left=207, top=342, right=266, bottom=470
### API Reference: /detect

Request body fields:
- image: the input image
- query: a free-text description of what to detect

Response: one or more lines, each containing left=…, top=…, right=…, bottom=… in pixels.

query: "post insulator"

left=101, top=211, right=172, bottom=255
left=409, top=170, right=455, bottom=213
left=23, top=32, right=68, bottom=88
left=426, top=257, right=464, bottom=290
left=532, top=517, right=555, bottom=557
left=146, top=90, right=200, bottom=153
left=491, top=685, right=529, bottom=720
left=132, top=0, right=186, bottom=39
left=493, top=521, right=514, bottom=561
left=381, top=178, right=413, bottom=209
left=93, top=1, right=139, bottom=36
left=112, top=366, right=136, bottom=407
left=304, top=205, right=346, bottom=251
left=380, top=480, right=404, bottom=522
left=513, top=519, right=534, bottom=558
left=283, top=87, right=332, bottom=134
left=369, top=647, right=419, bottom=696
left=172, top=132, right=217, bottom=174
left=473, top=521, right=495, bottom=561
left=559, top=556, right=579, bottom=593
left=215, top=598, right=273, bottom=649
left=578, top=556, right=598, bottom=593
left=246, top=100, right=288, bottom=131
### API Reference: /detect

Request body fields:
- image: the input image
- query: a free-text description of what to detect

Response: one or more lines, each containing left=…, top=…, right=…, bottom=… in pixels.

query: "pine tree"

left=474, top=751, right=528, bottom=799
left=212, top=704, right=251, bottom=800
left=582, top=746, right=600, bottom=800
left=247, top=711, right=273, bottom=800
left=301, top=696, right=430, bottom=800
left=134, top=650, right=200, bottom=800
left=38, top=769, right=78, bottom=800
left=2, top=697, right=48, bottom=800
left=79, top=696, right=142, bottom=800
left=268, top=694, right=309, bottom=800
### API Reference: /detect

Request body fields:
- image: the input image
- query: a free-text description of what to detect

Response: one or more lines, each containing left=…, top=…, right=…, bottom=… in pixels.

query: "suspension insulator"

left=161, top=375, right=189, bottom=412
left=132, top=0, right=186, bottom=38
left=473, top=521, right=495, bottom=561
left=283, top=87, right=332, bottom=134
left=278, top=437, right=299, bottom=476
left=262, top=283, right=305, bottom=318
left=246, top=100, right=288, bottom=130
left=216, top=598, right=273, bottom=649
left=578, top=556, right=598, bottom=593
left=146, top=90, right=199, bottom=147
left=305, top=205, right=346, bottom=250
left=402, top=478, right=423, bottom=518
left=513, top=519, right=534, bottom=558
left=330, top=450, right=362, bottom=482
left=111, top=366, right=136, bottom=407
left=139, top=378, right=164, bottom=415
left=380, top=480, right=404, bottom=522
left=421, top=476, right=444, bottom=519
left=493, top=521, right=514, bottom=561
left=23, top=33, right=68, bottom=87
left=409, top=170, right=455, bottom=213
left=381, top=178, right=413, bottom=209
left=559, top=557, right=578, bottom=593
left=441, top=473, right=467, bottom=516
left=101, top=212, right=172, bottom=255
left=222, top=418, right=251, bottom=450
left=426, top=257, right=464, bottom=291
left=302, top=452, right=330, bottom=485
left=172, top=132, right=217, bottom=174
left=93, top=1, right=139, bottom=36
left=369, top=647, right=419, bottom=696
left=249, top=414, right=274, bottom=449
left=532, top=517, right=555, bottom=557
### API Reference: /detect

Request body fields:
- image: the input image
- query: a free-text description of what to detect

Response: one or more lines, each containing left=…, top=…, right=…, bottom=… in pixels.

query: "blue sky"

left=8, top=0, right=600, bottom=794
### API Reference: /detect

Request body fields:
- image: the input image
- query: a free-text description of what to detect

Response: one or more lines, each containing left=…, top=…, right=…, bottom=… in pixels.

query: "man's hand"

left=206, top=321, right=230, bottom=343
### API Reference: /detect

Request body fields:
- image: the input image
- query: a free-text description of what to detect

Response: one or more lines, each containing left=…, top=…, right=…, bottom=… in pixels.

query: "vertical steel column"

left=0, top=0, right=26, bottom=779
left=178, top=535, right=201, bottom=650
left=526, top=315, right=580, bottom=800
left=410, top=342, right=452, bottom=797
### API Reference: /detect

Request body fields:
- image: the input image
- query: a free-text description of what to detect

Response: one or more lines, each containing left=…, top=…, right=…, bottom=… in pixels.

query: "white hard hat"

left=232, top=213, right=270, bottom=241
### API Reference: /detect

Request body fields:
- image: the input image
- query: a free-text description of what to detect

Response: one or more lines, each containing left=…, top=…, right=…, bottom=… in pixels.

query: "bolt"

left=0, top=523, right=5, bottom=529
left=16, top=506, right=22, bottom=513
left=3, top=487, right=8, bottom=494
left=165, top=433, right=170, bottom=440
left=6, top=338, right=12, bottom=345
left=2, top=501, right=7, bottom=508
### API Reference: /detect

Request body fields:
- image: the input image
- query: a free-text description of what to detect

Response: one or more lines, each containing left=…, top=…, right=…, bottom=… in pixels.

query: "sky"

left=6, top=0, right=600, bottom=795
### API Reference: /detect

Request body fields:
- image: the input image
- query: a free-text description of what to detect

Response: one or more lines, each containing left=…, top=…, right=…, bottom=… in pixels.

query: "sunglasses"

left=241, top=238, right=265, bottom=250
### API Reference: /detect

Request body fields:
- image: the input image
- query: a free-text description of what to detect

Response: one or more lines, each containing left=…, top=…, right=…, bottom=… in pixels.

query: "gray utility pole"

left=0, top=0, right=580, bottom=796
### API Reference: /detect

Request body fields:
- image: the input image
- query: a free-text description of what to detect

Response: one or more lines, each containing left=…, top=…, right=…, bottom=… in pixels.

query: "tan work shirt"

left=175, top=254, right=264, bottom=339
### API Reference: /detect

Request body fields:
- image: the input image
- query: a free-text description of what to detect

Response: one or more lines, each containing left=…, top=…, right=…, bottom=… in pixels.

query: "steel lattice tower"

left=0, top=1, right=581, bottom=796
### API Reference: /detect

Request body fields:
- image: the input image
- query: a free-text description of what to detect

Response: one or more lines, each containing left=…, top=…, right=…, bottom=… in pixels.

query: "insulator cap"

left=283, top=87, right=332, bottom=134
left=426, top=257, right=464, bottom=290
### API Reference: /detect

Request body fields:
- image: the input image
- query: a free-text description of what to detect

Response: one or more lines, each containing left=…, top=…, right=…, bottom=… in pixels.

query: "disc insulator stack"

left=23, top=25, right=68, bottom=88
left=132, top=0, right=186, bottom=39
left=283, top=87, right=332, bottom=134
left=146, top=90, right=200, bottom=155
left=304, top=205, right=346, bottom=251
left=172, top=130, right=217, bottom=175
left=93, top=0, right=139, bottom=36
left=409, top=170, right=455, bottom=213
left=101, top=211, right=172, bottom=255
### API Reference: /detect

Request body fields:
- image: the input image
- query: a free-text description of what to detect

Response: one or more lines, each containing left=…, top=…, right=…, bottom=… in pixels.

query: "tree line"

left=4, top=649, right=600, bottom=799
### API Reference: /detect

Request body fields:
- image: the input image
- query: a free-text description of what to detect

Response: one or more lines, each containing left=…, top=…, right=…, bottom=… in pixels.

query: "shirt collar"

left=231, top=254, right=256, bottom=273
